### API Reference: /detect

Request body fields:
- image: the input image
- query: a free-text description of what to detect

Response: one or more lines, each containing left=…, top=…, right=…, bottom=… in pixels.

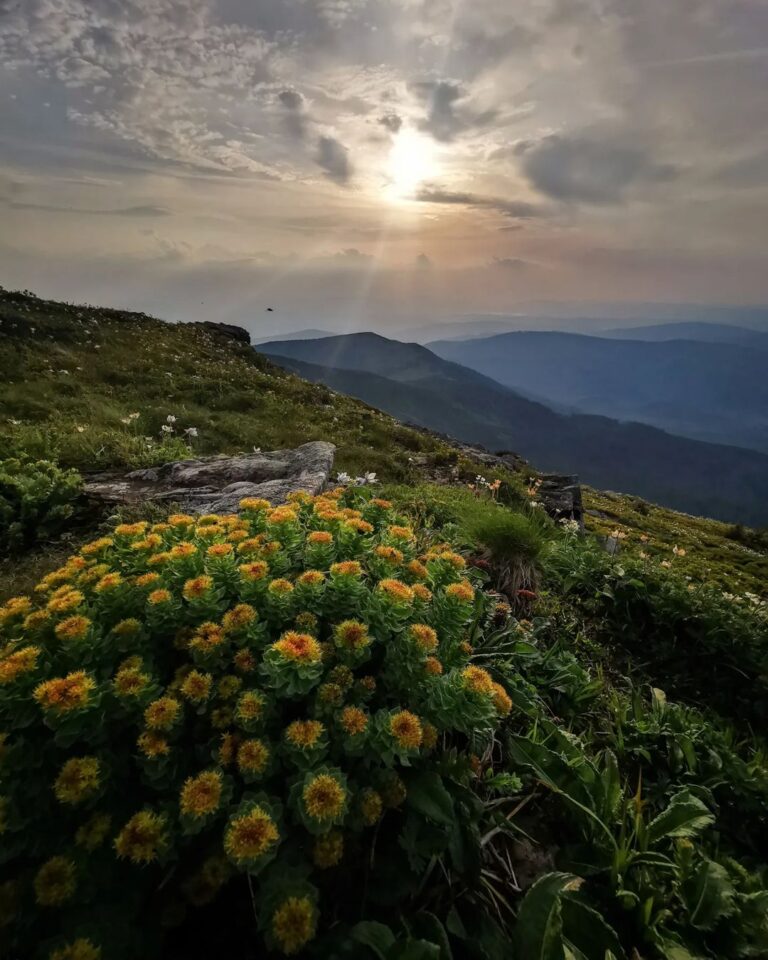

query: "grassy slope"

left=0, top=288, right=472, bottom=480
left=2, top=286, right=765, bottom=605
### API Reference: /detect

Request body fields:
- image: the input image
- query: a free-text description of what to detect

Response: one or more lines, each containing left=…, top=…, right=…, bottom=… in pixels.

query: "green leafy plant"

left=0, top=457, right=82, bottom=554
left=0, top=488, right=515, bottom=958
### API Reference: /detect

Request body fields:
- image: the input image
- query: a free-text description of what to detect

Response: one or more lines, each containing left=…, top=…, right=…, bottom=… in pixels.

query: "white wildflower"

left=184, top=427, right=198, bottom=438
left=166, top=415, right=177, bottom=424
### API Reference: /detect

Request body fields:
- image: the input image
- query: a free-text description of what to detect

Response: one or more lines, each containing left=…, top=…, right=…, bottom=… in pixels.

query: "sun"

left=385, top=130, right=439, bottom=201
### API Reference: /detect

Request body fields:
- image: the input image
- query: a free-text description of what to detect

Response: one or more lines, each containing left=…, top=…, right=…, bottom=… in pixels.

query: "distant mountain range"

left=600, top=322, right=768, bottom=348
left=257, top=333, right=768, bottom=526
left=429, top=331, right=768, bottom=453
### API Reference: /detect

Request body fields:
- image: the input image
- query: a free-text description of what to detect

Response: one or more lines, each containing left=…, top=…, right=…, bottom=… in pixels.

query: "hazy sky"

left=1, top=0, right=767, bottom=334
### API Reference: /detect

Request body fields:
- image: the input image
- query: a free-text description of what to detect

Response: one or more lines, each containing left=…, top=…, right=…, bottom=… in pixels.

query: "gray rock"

left=85, top=441, right=335, bottom=513
left=537, top=474, right=584, bottom=527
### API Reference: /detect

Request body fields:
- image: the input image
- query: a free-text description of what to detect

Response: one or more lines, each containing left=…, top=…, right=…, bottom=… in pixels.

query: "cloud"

left=491, top=257, right=529, bottom=270
left=411, top=80, right=496, bottom=142
left=0, top=197, right=170, bottom=217
left=278, top=89, right=307, bottom=140
left=316, top=136, right=352, bottom=184
left=415, top=253, right=433, bottom=269
left=415, top=186, right=541, bottom=219
left=379, top=113, right=402, bottom=133
left=520, top=134, right=679, bottom=204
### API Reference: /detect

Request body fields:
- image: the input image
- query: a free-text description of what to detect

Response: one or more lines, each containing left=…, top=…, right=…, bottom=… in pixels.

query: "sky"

left=1, top=0, right=767, bottom=336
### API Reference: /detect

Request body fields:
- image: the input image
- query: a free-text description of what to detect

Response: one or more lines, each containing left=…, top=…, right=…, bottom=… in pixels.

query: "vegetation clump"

left=0, top=457, right=82, bottom=555
left=0, top=488, right=511, bottom=957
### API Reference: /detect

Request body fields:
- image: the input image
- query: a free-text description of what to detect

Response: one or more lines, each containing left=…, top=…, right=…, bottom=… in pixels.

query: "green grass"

left=0, top=288, right=488, bottom=483
left=584, top=486, right=768, bottom=598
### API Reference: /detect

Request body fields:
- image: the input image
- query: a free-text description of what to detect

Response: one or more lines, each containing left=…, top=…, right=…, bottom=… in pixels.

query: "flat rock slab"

left=85, top=441, right=336, bottom=513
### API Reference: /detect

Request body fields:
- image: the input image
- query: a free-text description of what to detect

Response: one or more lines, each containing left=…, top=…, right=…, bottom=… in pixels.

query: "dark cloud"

left=521, top=134, right=678, bottom=204
left=278, top=89, right=306, bottom=140
left=379, top=113, right=402, bottom=133
left=316, top=136, right=352, bottom=184
left=0, top=197, right=170, bottom=217
left=411, top=80, right=496, bottom=142
left=714, top=148, right=768, bottom=188
left=415, top=186, right=541, bottom=219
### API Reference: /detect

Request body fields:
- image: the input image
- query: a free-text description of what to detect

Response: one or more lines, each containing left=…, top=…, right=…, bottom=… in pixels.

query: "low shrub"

left=0, top=458, right=83, bottom=554
left=0, top=489, right=513, bottom=958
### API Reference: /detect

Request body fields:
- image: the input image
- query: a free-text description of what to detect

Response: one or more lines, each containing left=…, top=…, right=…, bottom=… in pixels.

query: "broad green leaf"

left=681, top=858, right=736, bottom=930
left=513, top=872, right=581, bottom=960
left=350, top=921, right=396, bottom=958
left=409, top=913, right=453, bottom=960
left=405, top=772, right=455, bottom=826
left=646, top=791, right=714, bottom=844
left=561, top=896, right=625, bottom=960
left=390, top=940, right=441, bottom=960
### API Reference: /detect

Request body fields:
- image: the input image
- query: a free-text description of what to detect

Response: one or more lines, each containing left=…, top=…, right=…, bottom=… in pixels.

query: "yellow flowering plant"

left=0, top=487, right=514, bottom=958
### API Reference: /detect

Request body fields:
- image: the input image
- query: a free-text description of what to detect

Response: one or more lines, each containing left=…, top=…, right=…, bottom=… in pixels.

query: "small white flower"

left=75, top=425, right=85, bottom=433
left=128, top=412, right=140, bottom=420
left=336, top=472, right=352, bottom=484
left=364, top=472, right=378, bottom=484
left=8, top=418, right=21, bottom=426
left=184, top=426, right=198, bottom=437
left=161, top=424, right=174, bottom=434
left=252, top=446, right=262, bottom=453
left=166, top=415, right=177, bottom=424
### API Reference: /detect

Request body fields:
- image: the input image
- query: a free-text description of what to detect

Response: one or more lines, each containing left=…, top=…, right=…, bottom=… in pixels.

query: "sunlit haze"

left=1, top=0, right=767, bottom=336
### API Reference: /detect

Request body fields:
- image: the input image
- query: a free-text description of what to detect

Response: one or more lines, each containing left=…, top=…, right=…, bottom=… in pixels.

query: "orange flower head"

left=34, top=671, right=95, bottom=714
left=34, top=856, right=76, bottom=906
left=94, top=572, right=123, bottom=593
left=360, top=788, right=383, bottom=826
left=377, top=579, right=414, bottom=603
left=273, top=631, right=321, bottom=663
left=313, top=830, right=343, bottom=869
left=183, top=575, right=213, bottom=600
left=114, top=667, right=149, bottom=698
left=345, top=519, right=374, bottom=534
left=302, top=774, right=346, bottom=821
left=0, top=645, right=41, bottom=684
left=492, top=681, right=513, bottom=716
left=180, top=670, right=213, bottom=703
left=375, top=545, right=403, bottom=564
left=297, top=570, right=326, bottom=587
left=180, top=770, right=223, bottom=819
left=233, top=648, right=257, bottom=674
left=446, top=581, right=475, bottom=603
left=189, top=622, right=225, bottom=654
left=224, top=805, right=279, bottom=865
left=54, top=756, right=101, bottom=805
left=222, top=603, right=257, bottom=633
left=114, top=811, right=167, bottom=863
left=170, top=542, right=197, bottom=559
left=409, top=623, right=438, bottom=652
left=330, top=560, right=362, bottom=578
left=137, top=731, right=170, bottom=759
left=425, top=656, right=443, bottom=676
left=390, top=710, right=423, bottom=750
left=307, top=530, right=333, bottom=544
left=285, top=719, right=324, bottom=749
left=239, top=560, right=269, bottom=582
left=371, top=498, right=392, bottom=509
left=340, top=705, right=368, bottom=737
left=207, top=542, right=233, bottom=558
left=147, top=589, right=172, bottom=606
left=267, top=506, right=298, bottom=524
left=333, top=620, right=370, bottom=652
left=461, top=665, right=495, bottom=696
left=47, top=590, right=85, bottom=614
left=271, top=896, right=317, bottom=955
left=388, top=525, right=414, bottom=541
left=268, top=578, right=294, bottom=596
left=135, top=572, right=161, bottom=589
left=144, top=696, right=181, bottom=730
left=237, top=738, right=270, bottom=775
left=413, top=584, right=433, bottom=603
left=239, top=497, right=271, bottom=511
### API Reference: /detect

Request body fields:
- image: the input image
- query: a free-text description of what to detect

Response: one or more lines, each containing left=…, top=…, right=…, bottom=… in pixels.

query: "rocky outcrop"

left=194, top=321, right=251, bottom=345
left=85, top=441, right=335, bottom=513
left=537, top=475, right=583, bottom=526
